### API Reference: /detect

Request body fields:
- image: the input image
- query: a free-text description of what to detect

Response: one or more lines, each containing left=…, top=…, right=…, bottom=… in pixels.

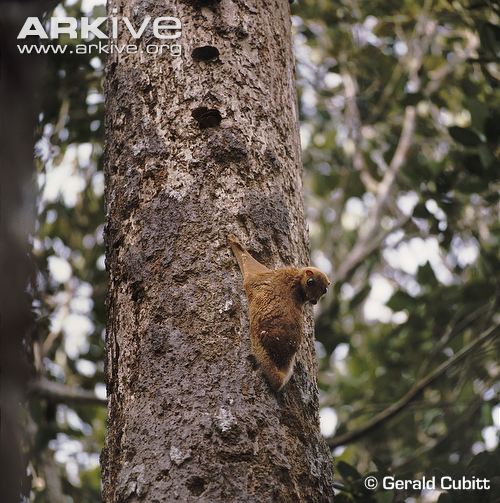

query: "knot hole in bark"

left=188, top=0, right=221, bottom=7
left=192, top=107, right=222, bottom=129
left=186, top=476, right=206, bottom=496
left=191, top=45, right=220, bottom=61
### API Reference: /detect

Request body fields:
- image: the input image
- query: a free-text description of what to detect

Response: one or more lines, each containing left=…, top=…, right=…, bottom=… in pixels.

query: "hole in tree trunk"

left=188, top=0, right=221, bottom=6
left=186, top=476, right=206, bottom=496
left=192, top=107, right=222, bottom=129
left=191, top=46, right=220, bottom=61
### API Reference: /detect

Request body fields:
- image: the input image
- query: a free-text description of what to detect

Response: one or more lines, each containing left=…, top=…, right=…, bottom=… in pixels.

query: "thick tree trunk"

left=102, top=0, right=334, bottom=501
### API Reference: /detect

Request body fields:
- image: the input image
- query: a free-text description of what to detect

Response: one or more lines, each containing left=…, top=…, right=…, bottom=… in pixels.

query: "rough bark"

left=102, top=0, right=334, bottom=501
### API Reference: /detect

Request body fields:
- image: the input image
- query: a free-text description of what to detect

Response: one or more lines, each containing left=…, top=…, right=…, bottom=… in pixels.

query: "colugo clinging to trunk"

left=228, top=234, right=330, bottom=391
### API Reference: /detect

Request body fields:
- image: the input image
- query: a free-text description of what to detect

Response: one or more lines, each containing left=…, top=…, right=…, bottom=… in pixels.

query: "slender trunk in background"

left=103, top=0, right=334, bottom=501
left=0, top=4, right=47, bottom=500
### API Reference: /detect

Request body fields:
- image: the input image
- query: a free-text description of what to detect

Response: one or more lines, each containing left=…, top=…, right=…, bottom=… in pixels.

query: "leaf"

left=484, top=113, right=500, bottom=144
left=335, top=494, right=354, bottom=503
left=350, top=285, right=371, bottom=309
left=437, top=492, right=452, bottom=503
left=372, top=457, right=390, bottom=474
left=336, top=461, right=362, bottom=482
left=376, top=491, right=395, bottom=503
left=418, top=262, right=438, bottom=286
left=403, top=92, right=423, bottom=106
left=461, top=154, right=485, bottom=176
left=448, top=126, right=482, bottom=147
left=413, top=202, right=432, bottom=219
left=386, top=291, right=417, bottom=311
left=478, top=22, right=500, bottom=58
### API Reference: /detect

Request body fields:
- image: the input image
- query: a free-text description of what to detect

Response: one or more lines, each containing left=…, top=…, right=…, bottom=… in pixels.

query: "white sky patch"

left=301, top=87, right=318, bottom=116
left=41, top=147, right=86, bottom=207
left=330, top=343, right=350, bottom=375
left=83, top=234, right=96, bottom=249
left=48, top=256, right=72, bottom=283
left=96, top=254, right=106, bottom=271
left=75, top=359, right=96, bottom=378
left=315, top=340, right=326, bottom=359
left=352, top=17, right=380, bottom=47
left=471, top=441, right=485, bottom=455
left=482, top=426, right=499, bottom=451
left=52, top=4, right=68, bottom=18
left=49, top=434, right=84, bottom=486
left=451, top=236, right=480, bottom=268
left=70, top=296, right=94, bottom=314
left=405, top=80, right=419, bottom=94
left=364, top=15, right=378, bottom=31
left=35, top=136, right=53, bottom=162
left=90, top=56, right=102, bottom=69
left=342, top=197, right=366, bottom=230
left=312, top=250, right=332, bottom=276
left=324, top=72, right=343, bottom=89
left=95, top=224, right=104, bottom=245
left=319, top=407, right=338, bottom=437
left=44, top=358, right=65, bottom=380
left=493, top=405, right=500, bottom=428
left=95, top=383, right=107, bottom=400
left=425, top=199, right=447, bottom=221
left=438, top=109, right=454, bottom=127
left=77, top=143, right=93, bottom=167
left=364, top=274, right=394, bottom=323
left=319, top=407, right=339, bottom=437
left=50, top=434, right=83, bottom=462
left=392, top=311, right=408, bottom=324
left=63, top=314, right=93, bottom=359
left=57, top=405, right=92, bottom=435
left=92, top=171, right=105, bottom=197
left=81, top=0, right=106, bottom=14
left=394, top=40, right=408, bottom=56
left=86, top=93, right=103, bottom=106
left=397, top=191, right=419, bottom=216
left=333, top=343, right=350, bottom=361
left=383, top=237, right=454, bottom=285
left=385, top=229, right=405, bottom=247
left=52, top=237, right=72, bottom=259
left=340, top=283, right=355, bottom=301
left=300, top=124, right=313, bottom=149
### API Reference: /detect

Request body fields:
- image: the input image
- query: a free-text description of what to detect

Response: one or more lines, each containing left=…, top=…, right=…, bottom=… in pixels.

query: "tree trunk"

left=102, top=1, right=334, bottom=501
left=1, top=4, right=47, bottom=500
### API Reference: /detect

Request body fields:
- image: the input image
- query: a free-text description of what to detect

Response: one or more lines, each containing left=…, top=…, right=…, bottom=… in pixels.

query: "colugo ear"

left=305, top=269, right=314, bottom=277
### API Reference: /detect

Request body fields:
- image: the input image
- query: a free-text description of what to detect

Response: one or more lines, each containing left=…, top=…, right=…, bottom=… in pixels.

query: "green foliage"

left=293, top=0, right=500, bottom=499
left=333, top=449, right=500, bottom=502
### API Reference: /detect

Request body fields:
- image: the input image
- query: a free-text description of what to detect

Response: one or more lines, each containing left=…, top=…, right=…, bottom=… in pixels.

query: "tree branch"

left=340, top=68, right=378, bottom=192
left=327, top=323, right=499, bottom=448
left=335, top=215, right=411, bottom=284
left=393, top=371, right=499, bottom=470
left=29, top=378, right=107, bottom=406
left=334, top=106, right=416, bottom=285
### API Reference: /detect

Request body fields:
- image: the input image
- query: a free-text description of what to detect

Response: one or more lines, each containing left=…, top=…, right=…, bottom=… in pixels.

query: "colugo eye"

left=307, top=278, right=315, bottom=286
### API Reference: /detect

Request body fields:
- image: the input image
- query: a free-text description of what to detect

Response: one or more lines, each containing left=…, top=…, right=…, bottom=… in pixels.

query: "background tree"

left=26, top=0, right=500, bottom=501
left=1, top=3, right=49, bottom=500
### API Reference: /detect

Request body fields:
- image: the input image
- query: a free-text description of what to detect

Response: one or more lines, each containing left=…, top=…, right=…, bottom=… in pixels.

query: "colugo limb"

left=228, top=234, right=330, bottom=391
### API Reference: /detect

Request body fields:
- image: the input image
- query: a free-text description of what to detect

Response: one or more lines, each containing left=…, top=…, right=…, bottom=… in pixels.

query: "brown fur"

left=228, top=234, right=330, bottom=391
